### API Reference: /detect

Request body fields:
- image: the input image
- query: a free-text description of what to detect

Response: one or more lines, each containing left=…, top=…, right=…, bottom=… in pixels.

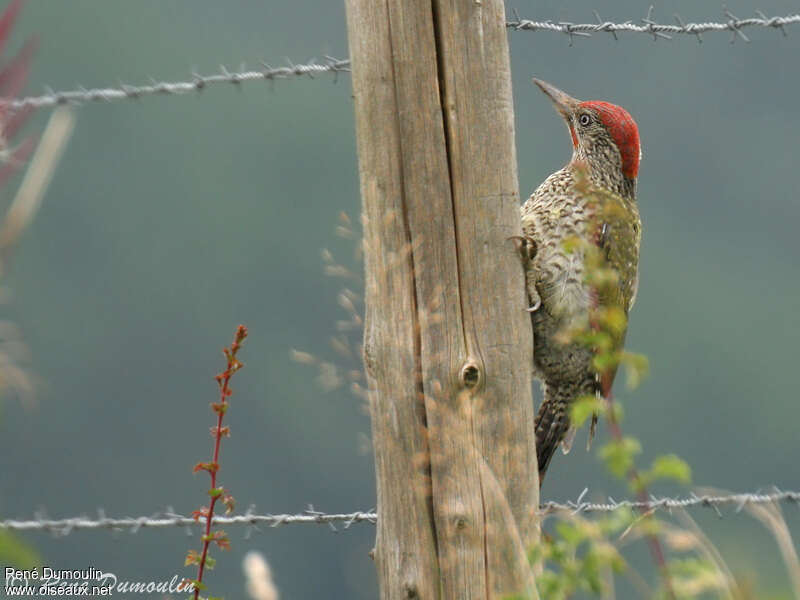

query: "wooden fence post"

left=344, top=1, right=539, bottom=597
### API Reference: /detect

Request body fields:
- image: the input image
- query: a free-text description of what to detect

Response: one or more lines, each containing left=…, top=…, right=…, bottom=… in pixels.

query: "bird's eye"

left=578, top=113, right=591, bottom=126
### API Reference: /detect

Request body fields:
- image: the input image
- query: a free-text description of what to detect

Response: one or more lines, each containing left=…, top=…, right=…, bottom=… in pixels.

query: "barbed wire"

left=539, top=488, right=800, bottom=517
left=2, top=490, right=797, bottom=536
left=507, top=7, right=800, bottom=44
left=3, top=9, right=798, bottom=111
left=0, top=507, right=377, bottom=536
left=5, top=57, right=351, bottom=110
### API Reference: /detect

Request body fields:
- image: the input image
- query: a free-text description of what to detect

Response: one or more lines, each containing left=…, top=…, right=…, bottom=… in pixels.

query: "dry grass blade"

left=671, top=507, right=740, bottom=599
left=0, top=106, right=74, bottom=270
left=743, top=498, right=800, bottom=598
left=243, top=551, right=279, bottom=600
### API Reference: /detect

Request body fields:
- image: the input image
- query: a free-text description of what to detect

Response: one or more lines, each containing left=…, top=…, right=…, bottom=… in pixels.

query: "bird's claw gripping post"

left=508, top=235, right=542, bottom=313
left=508, top=235, right=538, bottom=262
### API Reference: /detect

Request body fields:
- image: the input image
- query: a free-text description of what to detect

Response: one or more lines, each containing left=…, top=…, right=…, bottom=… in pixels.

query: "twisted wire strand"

left=2, top=490, right=796, bottom=535
left=506, top=8, right=800, bottom=43
left=5, top=57, right=350, bottom=110
left=538, top=489, right=800, bottom=517
left=0, top=509, right=377, bottom=535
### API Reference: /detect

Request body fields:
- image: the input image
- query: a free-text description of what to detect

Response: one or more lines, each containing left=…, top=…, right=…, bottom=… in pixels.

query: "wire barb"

left=4, top=57, right=351, bottom=111
left=723, top=6, right=751, bottom=43
left=642, top=5, right=673, bottom=40
left=593, top=10, right=619, bottom=41
left=674, top=14, right=703, bottom=44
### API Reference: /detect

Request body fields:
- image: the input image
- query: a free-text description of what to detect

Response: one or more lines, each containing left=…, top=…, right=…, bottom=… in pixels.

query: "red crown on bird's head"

left=579, top=101, right=641, bottom=179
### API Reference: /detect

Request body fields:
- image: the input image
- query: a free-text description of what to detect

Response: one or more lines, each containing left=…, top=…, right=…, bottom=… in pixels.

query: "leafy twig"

left=603, top=401, right=676, bottom=599
left=185, top=325, right=248, bottom=599
left=568, top=169, right=680, bottom=599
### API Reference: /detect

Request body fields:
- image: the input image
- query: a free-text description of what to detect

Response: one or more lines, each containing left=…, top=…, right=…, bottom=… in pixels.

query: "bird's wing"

left=593, top=192, right=641, bottom=316
left=591, top=190, right=642, bottom=398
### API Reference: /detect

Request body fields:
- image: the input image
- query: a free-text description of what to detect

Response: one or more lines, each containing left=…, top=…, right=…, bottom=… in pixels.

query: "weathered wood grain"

left=344, top=1, right=539, bottom=597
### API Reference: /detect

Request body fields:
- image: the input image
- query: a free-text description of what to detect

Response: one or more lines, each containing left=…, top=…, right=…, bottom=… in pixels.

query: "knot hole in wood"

left=459, top=360, right=482, bottom=390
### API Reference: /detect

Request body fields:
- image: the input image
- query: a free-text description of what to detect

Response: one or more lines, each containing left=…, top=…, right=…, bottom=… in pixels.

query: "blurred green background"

left=1, top=1, right=799, bottom=598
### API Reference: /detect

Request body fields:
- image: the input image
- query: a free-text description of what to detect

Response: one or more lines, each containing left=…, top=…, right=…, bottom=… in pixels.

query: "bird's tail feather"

left=535, top=387, right=571, bottom=484
left=535, top=380, right=595, bottom=485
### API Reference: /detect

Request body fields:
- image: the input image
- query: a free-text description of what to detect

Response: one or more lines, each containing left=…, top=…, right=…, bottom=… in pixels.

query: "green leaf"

left=649, top=454, right=692, bottom=484
left=0, top=530, right=41, bottom=568
left=600, top=507, right=635, bottom=535
left=621, top=352, right=649, bottom=389
left=555, top=521, right=585, bottom=547
left=592, top=351, right=620, bottom=374
left=561, top=235, right=584, bottom=254
left=570, top=395, right=603, bottom=428
left=582, top=331, right=613, bottom=353
left=610, top=401, right=624, bottom=423
left=598, top=437, right=641, bottom=479
left=595, top=306, right=627, bottom=336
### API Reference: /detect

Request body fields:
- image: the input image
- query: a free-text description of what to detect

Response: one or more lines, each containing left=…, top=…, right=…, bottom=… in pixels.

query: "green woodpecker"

left=520, top=79, right=642, bottom=484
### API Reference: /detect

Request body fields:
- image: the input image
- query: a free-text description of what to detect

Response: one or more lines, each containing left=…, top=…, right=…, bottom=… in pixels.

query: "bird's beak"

left=532, top=78, right=580, bottom=120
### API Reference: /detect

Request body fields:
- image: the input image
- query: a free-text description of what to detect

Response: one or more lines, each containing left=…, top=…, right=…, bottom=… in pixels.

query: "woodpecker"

left=519, top=79, right=642, bottom=484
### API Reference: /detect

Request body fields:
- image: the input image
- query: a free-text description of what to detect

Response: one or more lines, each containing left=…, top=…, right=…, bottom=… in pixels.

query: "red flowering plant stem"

left=603, top=401, right=675, bottom=599
left=185, top=325, right=247, bottom=599
left=0, top=0, right=38, bottom=187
